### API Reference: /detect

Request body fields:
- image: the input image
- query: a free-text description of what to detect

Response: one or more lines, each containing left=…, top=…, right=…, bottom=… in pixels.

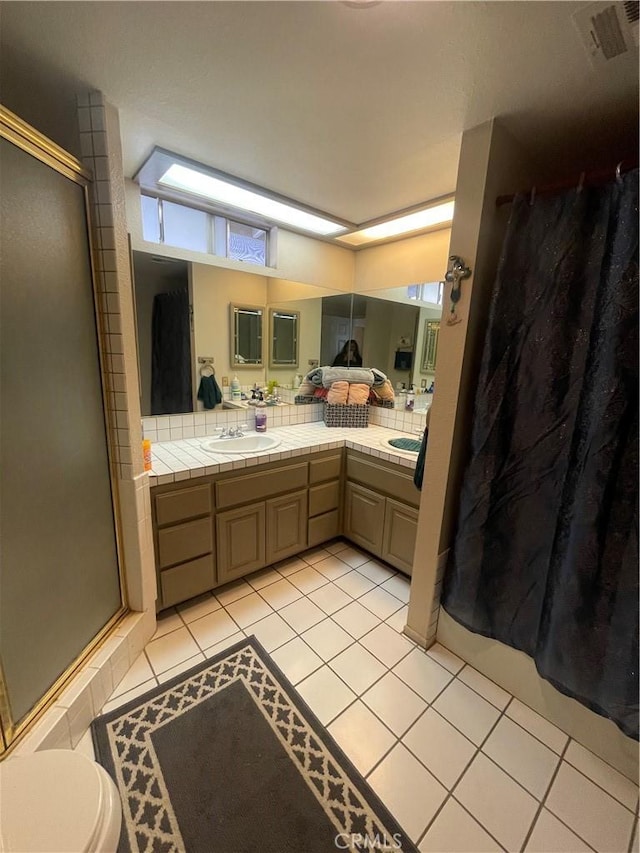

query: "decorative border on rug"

left=92, top=636, right=418, bottom=853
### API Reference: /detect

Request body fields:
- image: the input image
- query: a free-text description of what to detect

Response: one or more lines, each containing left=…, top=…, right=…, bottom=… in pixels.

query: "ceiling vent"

left=573, top=1, right=639, bottom=66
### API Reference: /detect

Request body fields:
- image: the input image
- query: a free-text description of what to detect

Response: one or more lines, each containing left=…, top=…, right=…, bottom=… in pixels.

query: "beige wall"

left=266, top=297, right=322, bottom=386
left=353, top=228, right=451, bottom=293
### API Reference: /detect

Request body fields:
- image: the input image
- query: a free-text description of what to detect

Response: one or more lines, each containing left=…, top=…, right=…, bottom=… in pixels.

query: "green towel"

left=197, top=375, right=222, bottom=409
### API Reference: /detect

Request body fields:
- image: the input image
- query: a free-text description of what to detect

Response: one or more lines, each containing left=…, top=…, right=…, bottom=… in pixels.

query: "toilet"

left=0, top=749, right=122, bottom=852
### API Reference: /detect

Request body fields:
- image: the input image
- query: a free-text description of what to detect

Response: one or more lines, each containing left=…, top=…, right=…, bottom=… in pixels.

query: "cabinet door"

left=216, top=503, right=266, bottom=584
left=382, top=498, right=418, bottom=575
left=266, top=489, right=308, bottom=565
left=344, top=482, right=385, bottom=556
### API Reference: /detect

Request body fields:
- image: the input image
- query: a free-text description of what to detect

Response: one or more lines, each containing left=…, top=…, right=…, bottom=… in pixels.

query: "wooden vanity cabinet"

left=308, top=452, right=342, bottom=547
left=344, top=450, right=419, bottom=575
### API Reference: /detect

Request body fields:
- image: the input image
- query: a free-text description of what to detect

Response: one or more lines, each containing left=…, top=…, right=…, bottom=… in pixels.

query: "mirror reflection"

left=132, top=250, right=442, bottom=417
left=231, top=304, right=263, bottom=367
left=269, top=309, right=299, bottom=367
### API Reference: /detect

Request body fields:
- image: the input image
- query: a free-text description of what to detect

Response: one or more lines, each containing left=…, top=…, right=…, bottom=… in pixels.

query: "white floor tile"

left=307, top=582, right=352, bottom=615
left=275, top=556, right=308, bottom=576
left=145, top=626, right=202, bottom=675
left=337, top=547, right=371, bottom=569
left=545, top=762, right=635, bottom=853
left=156, top=653, right=206, bottom=684
left=368, top=744, right=447, bottom=841
left=270, top=637, right=323, bottom=685
left=332, top=600, right=381, bottom=639
left=187, top=608, right=239, bottom=651
left=202, top=631, right=245, bottom=658
left=111, top=652, right=155, bottom=698
left=425, top=643, right=464, bottom=675
left=279, top=597, right=326, bottom=633
left=313, top=554, right=354, bottom=581
left=287, top=565, right=329, bottom=594
left=300, top=546, right=332, bottom=565
left=360, top=622, right=414, bottom=668
left=564, top=740, right=638, bottom=810
left=324, top=539, right=349, bottom=555
left=301, top=618, right=354, bottom=661
left=454, top=753, right=538, bottom=851
left=505, top=699, right=568, bottom=754
left=432, top=679, right=500, bottom=746
left=329, top=644, right=387, bottom=695
left=385, top=605, right=409, bottom=633
left=419, top=798, right=503, bottom=852
left=246, top=567, right=282, bottom=590
left=524, top=808, right=593, bottom=852
left=101, top=679, right=157, bottom=714
left=380, top=574, right=411, bottom=603
left=359, top=587, right=405, bottom=620
left=334, top=570, right=376, bottom=599
left=296, top=665, right=356, bottom=725
left=152, top=608, right=183, bottom=639
left=224, top=592, right=273, bottom=628
left=393, top=649, right=453, bottom=703
left=246, top=613, right=295, bottom=653
left=457, top=665, right=511, bottom=710
left=405, top=708, right=476, bottom=790
left=483, top=716, right=559, bottom=798
left=257, top=578, right=302, bottom=610
left=215, top=578, right=254, bottom=606
left=328, top=700, right=396, bottom=775
left=356, top=559, right=397, bottom=584
left=362, top=672, right=427, bottom=737
left=176, top=593, right=221, bottom=624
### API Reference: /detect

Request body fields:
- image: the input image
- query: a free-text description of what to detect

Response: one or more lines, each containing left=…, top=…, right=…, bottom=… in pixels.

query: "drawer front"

left=382, top=498, right=418, bottom=576
left=346, top=454, right=419, bottom=507
left=155, top=483, right=212, bottom=527
left=216, top=462, right=307, bottom=509
left=160, top=554, right=215, bottom=609
left=308, top=510, right=340, bottom=548
left=309, top=453, right=342, bottom=485
left=309, top=480, right=340, bottom=517
left=157, top=517, right=213, bottom=569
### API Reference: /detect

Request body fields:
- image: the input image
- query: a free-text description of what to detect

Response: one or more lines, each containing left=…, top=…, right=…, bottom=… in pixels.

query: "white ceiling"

left=1, top=1, right=637, bottom=224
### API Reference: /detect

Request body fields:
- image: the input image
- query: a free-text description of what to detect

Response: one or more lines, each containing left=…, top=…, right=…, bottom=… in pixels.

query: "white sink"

left=380, top=435, right=422, bottom=455
left=202, top=434, right=281, bottom=454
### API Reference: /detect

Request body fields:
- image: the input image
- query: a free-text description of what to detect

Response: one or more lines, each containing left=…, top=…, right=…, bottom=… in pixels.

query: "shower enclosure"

left=0, top=107, right=125, bottom=751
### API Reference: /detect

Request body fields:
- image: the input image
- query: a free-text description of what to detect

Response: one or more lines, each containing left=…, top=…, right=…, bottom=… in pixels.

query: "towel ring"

left=199, top=363, right=215, bottom=377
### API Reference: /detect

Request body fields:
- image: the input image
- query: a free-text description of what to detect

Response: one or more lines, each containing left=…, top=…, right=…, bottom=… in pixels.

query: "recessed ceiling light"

left=158, top=163, right=347, bottom=237
left=337, top=200, right=455, bottom=246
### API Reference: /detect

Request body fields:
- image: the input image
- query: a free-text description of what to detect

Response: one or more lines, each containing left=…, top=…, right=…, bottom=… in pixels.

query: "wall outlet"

left=308, top=359, right=319, bottom=367
left=221, top=376, right=229, bottom=387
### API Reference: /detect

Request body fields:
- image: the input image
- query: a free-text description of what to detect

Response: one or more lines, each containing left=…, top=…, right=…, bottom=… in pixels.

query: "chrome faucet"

left=227, top=424, right=247, bottom=438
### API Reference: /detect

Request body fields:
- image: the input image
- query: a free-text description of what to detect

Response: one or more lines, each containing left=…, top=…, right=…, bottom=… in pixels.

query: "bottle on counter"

left=255, top=405, right=267, bottom=432
left=231, top=374, right=242, bottom=401
left=142, top=438, right=152, bottom=472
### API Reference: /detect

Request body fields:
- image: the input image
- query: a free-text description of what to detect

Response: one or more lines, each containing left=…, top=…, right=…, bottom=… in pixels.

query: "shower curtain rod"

left=495, top=158, right=638, bottom=207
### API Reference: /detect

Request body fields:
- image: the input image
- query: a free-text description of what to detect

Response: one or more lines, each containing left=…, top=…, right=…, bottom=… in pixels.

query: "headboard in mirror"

left=231, top=304, right=264, bottom=368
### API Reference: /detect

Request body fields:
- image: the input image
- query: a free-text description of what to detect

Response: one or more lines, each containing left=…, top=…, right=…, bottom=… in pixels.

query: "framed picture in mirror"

left=230, top=303, right=264, bottom=367
left=269, top=308, right=299, bottom=368
left=422, top=320, right=440, bottom=372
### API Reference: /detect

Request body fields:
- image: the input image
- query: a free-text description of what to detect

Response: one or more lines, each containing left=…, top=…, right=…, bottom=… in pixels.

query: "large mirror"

left=132, top=249, right=443, bottom=417
left=231, top=304, right=264, bottom=367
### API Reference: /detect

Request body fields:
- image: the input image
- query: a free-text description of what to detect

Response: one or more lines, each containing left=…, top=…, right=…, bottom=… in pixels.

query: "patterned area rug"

left=92, top=637, right=417, bottom=853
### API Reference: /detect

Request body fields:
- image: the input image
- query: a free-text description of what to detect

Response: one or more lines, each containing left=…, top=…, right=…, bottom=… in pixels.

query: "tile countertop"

left=149, top=422, right=422, bottom=486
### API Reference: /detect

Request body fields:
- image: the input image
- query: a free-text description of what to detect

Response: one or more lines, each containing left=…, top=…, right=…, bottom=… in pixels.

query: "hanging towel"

left=413, top=427, right=428, bottom=491
left=327, top=381, right=349, bottom=405
left=197, top=375, right=223, bottom=410
left=347, top=383, right=370, bottom=405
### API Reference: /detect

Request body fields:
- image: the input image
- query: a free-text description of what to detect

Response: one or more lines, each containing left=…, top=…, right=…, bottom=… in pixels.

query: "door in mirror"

left=231, top=304, right=264, bottom=367
left=270, top=309, right=299, bottom=367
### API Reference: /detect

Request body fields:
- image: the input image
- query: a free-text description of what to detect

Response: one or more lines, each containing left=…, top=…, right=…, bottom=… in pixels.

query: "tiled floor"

left=77, top=539, right=639, bottom=853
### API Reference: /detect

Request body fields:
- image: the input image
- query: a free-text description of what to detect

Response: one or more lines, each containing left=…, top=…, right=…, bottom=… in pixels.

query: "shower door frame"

left=0, top=105, right=128, bottom=753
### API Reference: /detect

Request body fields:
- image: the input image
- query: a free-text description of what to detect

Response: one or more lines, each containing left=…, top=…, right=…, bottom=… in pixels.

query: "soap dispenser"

left=231, top=374, right=242, bottom=401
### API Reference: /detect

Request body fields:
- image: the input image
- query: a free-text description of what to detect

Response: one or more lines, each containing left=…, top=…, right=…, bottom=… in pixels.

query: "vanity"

left=149, top=426, right=421, bottom=610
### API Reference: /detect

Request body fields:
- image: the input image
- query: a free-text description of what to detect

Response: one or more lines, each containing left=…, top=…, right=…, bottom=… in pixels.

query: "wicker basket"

left=323, top=403, right=369, bottom=428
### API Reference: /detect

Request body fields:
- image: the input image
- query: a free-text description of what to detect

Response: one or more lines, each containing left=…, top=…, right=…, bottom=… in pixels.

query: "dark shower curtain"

left=443, top=170, right=639, bottom=739
left=151, top=289, right=193, bottom=415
